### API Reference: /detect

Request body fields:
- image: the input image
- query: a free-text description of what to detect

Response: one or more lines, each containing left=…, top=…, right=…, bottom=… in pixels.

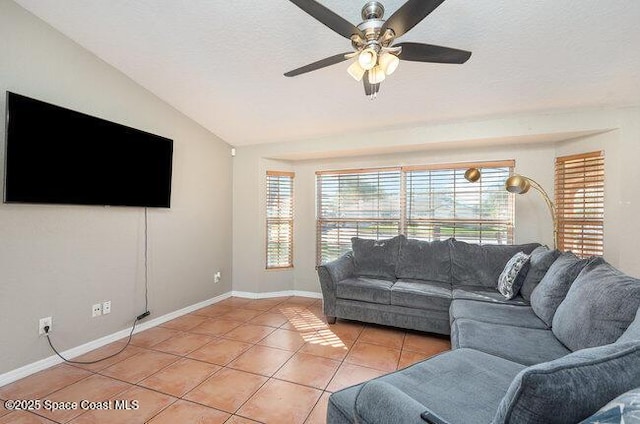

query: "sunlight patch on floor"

left=279, top=306, right=347, bottom=348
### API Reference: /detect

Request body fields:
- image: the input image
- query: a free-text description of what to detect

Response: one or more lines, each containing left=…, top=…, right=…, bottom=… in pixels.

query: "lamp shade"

left=358, top=48, right=377, bottom=71
left=505, top=174, right=531, bottom=194
left=379, top=52, right=400, bottom=75
left=464, top=168, right=481, bottom=183
left=347, top=61, right=366, bottom=81
left=368, top=66, right=386, bottom=84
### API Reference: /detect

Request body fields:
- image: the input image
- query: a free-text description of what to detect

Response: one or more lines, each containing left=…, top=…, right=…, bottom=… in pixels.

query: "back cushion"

left=351, top=235, right=404, bottom=281
left=493, top=342, right=640, bottom=424
left=552, top=258, right=640, bottom=351
left=530, top=252, right=589, bottom=327
left=395, top=237, right=451, bottom=283
left=520, top=246, right=561, bottom=302
left=450, top=240, right=540, bottom=288
left=618, top=307, right=640, bottom=344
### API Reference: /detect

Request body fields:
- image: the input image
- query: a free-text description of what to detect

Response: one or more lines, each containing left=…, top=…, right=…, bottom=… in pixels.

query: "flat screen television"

left=3, top=92, right=173, bottom=208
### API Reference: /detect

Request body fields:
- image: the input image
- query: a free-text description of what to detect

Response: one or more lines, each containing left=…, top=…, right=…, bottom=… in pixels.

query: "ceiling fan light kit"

left=285, top=0, right=472, bottom=98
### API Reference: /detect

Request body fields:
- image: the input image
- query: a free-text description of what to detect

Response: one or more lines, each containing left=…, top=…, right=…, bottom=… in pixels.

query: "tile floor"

left=0, top=296, right=451, bottom=423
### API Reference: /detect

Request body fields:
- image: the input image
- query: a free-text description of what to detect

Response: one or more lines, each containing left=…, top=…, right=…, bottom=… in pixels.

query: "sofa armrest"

left=355, top=380, right=442, bottom=424
left=317, top=252, right=355, bottom=318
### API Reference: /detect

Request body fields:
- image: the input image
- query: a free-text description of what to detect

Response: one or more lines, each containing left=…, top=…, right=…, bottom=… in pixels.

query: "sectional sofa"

left=318, top=236, right=640, bottom=423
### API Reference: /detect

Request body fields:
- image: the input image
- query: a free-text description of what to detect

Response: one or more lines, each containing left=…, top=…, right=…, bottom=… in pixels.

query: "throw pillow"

left=520, top=246, right=562, bottom=302
left=552, top=257, right=640, bottom=351
left=617, top=307, right=640, bottom=344
left=530, top=252, right=590, bottom=327
left=581, top=387, right=640, bottom=424
left=351, top=235, right=404, bottom=281
left=497, top=252, right=531, bottom=299
left=493, top=342, right=640, bottom=424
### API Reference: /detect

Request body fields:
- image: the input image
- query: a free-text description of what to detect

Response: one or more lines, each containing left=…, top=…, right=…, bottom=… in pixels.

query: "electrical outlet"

left=92, top=303, right=102, bottom=317
left=103, top=301, right=111, bottom=315
left=39, top=317, right=52, bottom=335
left=214, top=271, right=221, bottom=284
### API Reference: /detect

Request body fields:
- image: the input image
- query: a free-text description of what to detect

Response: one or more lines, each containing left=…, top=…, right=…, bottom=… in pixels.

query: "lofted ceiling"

left=13, top=0, right=640, bottom=146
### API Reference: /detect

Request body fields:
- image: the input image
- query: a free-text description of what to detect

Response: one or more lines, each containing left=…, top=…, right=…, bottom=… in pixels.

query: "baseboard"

left=0, top=289, right=322, bottom=387
left=0, top=291, right=232, bottom=388
left=231, top=290, right=322, bottom=299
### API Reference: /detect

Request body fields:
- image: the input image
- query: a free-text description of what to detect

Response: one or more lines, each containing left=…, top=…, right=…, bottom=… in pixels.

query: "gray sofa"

left=321, top=237, right=640, bottom=424
left=317, top=235, right=540, bottom=334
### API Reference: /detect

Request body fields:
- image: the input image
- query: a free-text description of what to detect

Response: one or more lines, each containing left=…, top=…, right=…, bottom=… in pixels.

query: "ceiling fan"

left=284, top=0, right=472, bottom=98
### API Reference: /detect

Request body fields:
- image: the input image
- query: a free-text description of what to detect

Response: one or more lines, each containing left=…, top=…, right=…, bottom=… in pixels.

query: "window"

left=316, top=161, right=514, bottom=264
left=555, top=151, right=604, bottom=257
left=266, top=171, right=294, bottom=269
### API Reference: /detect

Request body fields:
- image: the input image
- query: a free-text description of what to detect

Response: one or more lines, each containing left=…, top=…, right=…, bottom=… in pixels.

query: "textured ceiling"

left=13, top=0, right=640, bottom=146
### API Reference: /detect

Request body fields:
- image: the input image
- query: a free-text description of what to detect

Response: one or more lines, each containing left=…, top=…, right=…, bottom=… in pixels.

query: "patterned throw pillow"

left=497, top=252, right=531, bottom=299
left=580, top=387, right=640, bottom=423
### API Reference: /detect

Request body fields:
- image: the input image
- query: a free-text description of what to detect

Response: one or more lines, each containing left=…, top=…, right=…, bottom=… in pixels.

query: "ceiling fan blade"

left=381, top=0, right=446, bottom=38
left=363, top=72, right=380, bottom=96
left=396, top=42, right=471, bottom=64
left=284, top=52, right=352, bottom=77
left=288, top=0, right=363, bottom=39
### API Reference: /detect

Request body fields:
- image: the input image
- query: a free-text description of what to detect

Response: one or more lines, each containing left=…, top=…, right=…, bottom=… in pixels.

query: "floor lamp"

left=464, top=168, right=558, bottom=249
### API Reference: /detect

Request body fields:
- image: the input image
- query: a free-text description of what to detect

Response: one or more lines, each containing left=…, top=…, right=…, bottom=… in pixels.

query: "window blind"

left=316, top=161, right=514, bottom=264
left=555, top=151, right=604, bottom=257
left=316, top=168, right=402, bottom=264
left=404, top=163, right=513, bottom=244
left=266, top=171, right=294, bottom=269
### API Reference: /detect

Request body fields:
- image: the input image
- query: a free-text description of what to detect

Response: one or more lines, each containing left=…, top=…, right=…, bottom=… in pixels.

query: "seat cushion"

left=395, top=238, right=452, bottom=283
left=351, top=235, right=403, bottom=281
left=453, top=286, right=528, bottom=305
left=329, top=348, right=526, bottom=424
left=520, top=246, right=561, bottom=302
left=390, top=279, right=452, bottom=311
left=553, top=257, right=640, bottom=351
left=618, top=307, right=640, bottom=344
left=450, top=240, right=540, bottom=288
left=451, top=319, right=570, bottom=365
left=493, top=342, right=640, bottom=424
left=530, top=252, right=590, bottom=326
left=450, top=299, right=548, bottom=329
left=336, top=277, right=393, bottom=304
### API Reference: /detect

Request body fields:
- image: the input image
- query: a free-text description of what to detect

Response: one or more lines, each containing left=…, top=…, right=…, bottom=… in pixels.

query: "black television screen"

left=4, top=92, right=173, bottom=208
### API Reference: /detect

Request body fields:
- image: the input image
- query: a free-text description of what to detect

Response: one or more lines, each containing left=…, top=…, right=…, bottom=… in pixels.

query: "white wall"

left=0, top=0, right=232, bottom=374
left=233, top=107, right=640, bottom=296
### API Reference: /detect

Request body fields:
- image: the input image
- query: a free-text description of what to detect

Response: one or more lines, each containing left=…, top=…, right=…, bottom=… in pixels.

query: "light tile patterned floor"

left=0, top=297, right=451, bottom=423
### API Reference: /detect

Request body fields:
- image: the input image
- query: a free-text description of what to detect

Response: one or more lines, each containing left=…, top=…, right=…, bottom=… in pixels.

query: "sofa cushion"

left=453, top=286, right=528, bottom=305
left=581, top=386, right=640, bottom=424
left=450, top=240, right=539, bottom=288
left=329, top=348, right=525, bottom=424
left=451, top=319, right=570, bottom=365
left=391, top=279, right=452, bottom=311
left=553, top=257, right=640, bottom=351
left=497, top=252, right=531, bottom=299
left=520, top=246, right=561, bottom=302
left=618, top=307, right=640, bottom=344
left=336, top=277, right=393, bottom=304
left=351, top=235, right=403, bottom=281
left=530, top=252, right=590, bottom=327
left=449, top=299, right=548, bottom=329
left=395, top=238, right=452, bottom=283
left=493, top=342, right=640, bottom=424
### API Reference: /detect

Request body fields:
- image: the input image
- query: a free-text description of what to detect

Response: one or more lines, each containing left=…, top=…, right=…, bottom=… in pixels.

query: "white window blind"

left=555, top=151, right=604, bottom=258
left=266, top=171, right=294, bottom=269
left=404, top=163, right=514, bottom=244
left=316, top=161, right=514, bottom=264
left=316, top=168, right=402, bottom=264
